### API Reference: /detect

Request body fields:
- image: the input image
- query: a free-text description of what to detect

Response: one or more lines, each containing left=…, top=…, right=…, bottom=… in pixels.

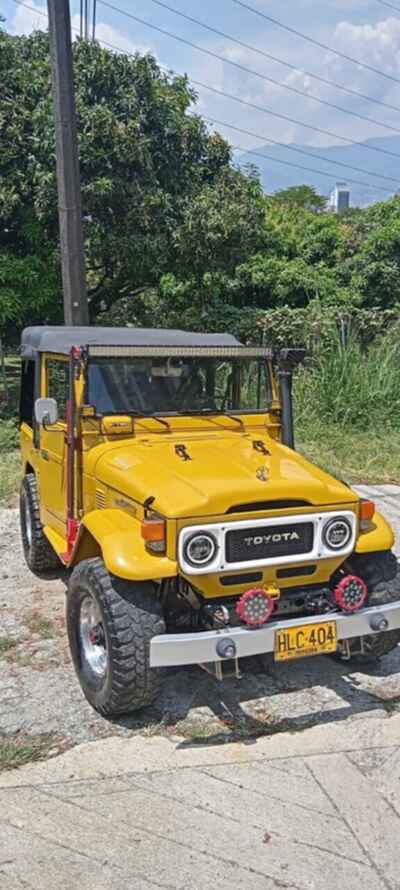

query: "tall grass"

left=0, top=450, right=21, bottom=504
left=294, top=325, right=400, bottom=432
left=0, top=418, right=18, bottom=450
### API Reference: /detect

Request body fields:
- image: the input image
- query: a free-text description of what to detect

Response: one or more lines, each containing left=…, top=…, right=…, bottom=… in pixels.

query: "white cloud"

left=184, top=9, right=400, bottom=152
left=10, top=0, right=47, bottom=35
left=333, top=16, right=400, bottom=75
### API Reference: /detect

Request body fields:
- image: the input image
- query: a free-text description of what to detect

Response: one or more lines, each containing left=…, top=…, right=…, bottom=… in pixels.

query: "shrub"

left=294, top=325, right=400, bottom=431
left=0, top=418, right=18, bottom=451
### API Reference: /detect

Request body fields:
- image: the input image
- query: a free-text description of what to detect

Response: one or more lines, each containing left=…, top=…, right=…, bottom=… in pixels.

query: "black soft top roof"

left=21, top=326, right=241, bottom=358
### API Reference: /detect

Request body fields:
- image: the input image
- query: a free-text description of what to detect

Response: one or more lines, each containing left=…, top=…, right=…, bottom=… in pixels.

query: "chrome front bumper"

left=150, top=601, right=400, bottom=668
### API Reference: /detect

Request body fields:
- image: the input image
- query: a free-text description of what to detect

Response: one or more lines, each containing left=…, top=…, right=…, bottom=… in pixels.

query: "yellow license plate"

left=274, top=621, right=337, bottom=662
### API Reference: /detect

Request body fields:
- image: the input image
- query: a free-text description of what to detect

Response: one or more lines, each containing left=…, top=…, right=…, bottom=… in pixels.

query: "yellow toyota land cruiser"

left=19, top=326, right=400, bottom=716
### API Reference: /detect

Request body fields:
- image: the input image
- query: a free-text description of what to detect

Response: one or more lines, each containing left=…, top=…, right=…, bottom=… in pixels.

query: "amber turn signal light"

left=360, top=499, right=375, bottom=522
left=141, top=518, right=166, bottom=553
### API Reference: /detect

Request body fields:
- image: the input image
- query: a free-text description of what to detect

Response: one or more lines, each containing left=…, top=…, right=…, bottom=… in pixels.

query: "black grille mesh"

left=225, top=522, right=314, bottom=563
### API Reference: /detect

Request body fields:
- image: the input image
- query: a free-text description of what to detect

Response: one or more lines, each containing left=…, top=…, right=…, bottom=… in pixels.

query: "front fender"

left=356, top=510, right=395, bottom=554
left=71, top=509, right=178, bottom=581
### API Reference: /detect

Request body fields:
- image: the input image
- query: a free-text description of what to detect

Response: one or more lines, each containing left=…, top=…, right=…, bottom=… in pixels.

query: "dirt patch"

left=23, top=608, right=61, bottom=639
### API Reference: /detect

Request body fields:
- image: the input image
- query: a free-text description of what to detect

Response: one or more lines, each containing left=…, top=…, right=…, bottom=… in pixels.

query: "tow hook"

left=307, top=594, right=333, bottom=615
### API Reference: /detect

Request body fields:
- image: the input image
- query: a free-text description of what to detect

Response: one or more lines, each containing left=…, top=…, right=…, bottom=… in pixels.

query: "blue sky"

left=3, top=0, right=400, bottom=161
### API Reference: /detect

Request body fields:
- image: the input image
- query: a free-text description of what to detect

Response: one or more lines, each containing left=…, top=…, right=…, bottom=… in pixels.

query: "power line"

left=231, top=144, right=391, bottom=196
left=178, top=75, right=400, bottom=163
left=93, top=31, right=400, bottom=184
left=375, top=0, right=400, bottom=10
left=8, top=0, right=400, bottom=192
left=144, top=0, right=400, bottom=116
left=95, top=32, right=400, bottom=191
left=230, top=0, right=400, bottom=86
left=229, top=143, right=391, bottom=193
left=11, top=0, right=400, bottom=162
left=97, top=29, right=400, bottom=185
left=199, top=115, right=399, bottom=187
left=96, top=0, right=400, bottom=137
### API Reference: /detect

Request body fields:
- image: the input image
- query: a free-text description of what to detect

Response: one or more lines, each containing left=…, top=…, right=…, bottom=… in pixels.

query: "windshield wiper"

left=183, top=409, right=244, bottom=429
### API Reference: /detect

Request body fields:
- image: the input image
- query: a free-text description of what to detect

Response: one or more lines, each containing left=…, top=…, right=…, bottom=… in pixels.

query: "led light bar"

left=88, top=345, right=273, bottom=358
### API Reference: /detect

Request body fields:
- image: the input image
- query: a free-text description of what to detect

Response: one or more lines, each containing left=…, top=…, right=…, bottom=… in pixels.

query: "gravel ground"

left=1, top=489, right=400, bottom=753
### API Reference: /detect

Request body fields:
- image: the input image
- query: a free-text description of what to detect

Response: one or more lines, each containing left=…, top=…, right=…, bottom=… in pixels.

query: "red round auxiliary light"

left=236, top=588, right=275, bottom=627
left=333, top=575, right=368, bottom=613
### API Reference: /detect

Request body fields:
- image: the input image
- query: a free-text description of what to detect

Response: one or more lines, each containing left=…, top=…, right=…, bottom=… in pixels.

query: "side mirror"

left=276, top=348, right=306, bottom=371
left=34, top=397, right=58, bottom=428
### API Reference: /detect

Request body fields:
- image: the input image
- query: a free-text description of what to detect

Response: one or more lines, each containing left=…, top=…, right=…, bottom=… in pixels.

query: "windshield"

left=87, top=357, right=272, bottom=416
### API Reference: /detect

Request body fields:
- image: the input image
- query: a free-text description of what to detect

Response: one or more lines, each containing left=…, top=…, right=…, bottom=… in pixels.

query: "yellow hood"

left=93, top=431, right=358, bottom=519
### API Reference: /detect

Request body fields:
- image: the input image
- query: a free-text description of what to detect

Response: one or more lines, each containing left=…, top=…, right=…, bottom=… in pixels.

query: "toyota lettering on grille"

left=244, top=531, right=300, bottom=547
left=225, top=522, right=314, bottom=564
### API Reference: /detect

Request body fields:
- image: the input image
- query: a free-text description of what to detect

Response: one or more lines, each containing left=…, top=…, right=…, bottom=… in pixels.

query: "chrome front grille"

left=178, top=511, right=357, bottom=576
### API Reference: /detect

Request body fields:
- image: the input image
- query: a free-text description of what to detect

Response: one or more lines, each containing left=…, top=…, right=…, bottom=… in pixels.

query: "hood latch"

left=175, top=443, right=191, bottom=462
left=253, top=440, right=270, bottom=456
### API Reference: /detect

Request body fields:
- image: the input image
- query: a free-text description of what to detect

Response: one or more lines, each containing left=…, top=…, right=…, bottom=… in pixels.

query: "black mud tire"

left=67, top=558, right=166, bottom=716
left=341, top=552, right=400, bottom=663
left=20, top=473, right=60, bottom=575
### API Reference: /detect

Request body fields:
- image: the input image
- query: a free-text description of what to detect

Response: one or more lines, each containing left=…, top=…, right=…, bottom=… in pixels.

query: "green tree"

left=347, top=197, right=400, bottom=307
left=271, top=185, right=327, bottom=213
left=0, top=28, right=248, bottom=330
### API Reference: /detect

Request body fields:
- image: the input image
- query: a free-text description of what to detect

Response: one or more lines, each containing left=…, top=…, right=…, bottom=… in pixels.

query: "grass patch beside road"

left=0, top=353, right=20, bottom=503
left=0, top=448, right=20, bottom=504
left=294, top=327, right=400, bottom=484
left=297, top=425, right=400, bottom=485
left=0, top=733, right=61, bottom=771
left=0, top=637, right=17, bottom=655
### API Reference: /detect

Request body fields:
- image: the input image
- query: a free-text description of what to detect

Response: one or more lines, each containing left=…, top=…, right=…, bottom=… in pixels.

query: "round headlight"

left=323, top=517, right=352, bottom=551
left=184, top=532, right=218, bottom=566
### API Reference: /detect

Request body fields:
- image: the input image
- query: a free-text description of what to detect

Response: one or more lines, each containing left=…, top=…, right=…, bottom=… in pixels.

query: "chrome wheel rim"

left=24, top=493, right=33, bottom=549
left=79, top=595, right=108, bottom=678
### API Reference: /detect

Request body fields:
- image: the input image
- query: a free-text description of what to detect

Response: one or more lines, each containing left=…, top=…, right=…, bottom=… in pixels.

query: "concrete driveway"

left=1, top=485, right=400, bottom=889
left=2, top=716, right=400, bottom=890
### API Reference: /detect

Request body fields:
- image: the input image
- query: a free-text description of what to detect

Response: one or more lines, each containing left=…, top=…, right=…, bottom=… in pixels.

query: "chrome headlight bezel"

left=179, top=511, right=356, bottom=575
left=322, top=516, right=353, bottom=551
left=183, top=531, right=218, bottom=567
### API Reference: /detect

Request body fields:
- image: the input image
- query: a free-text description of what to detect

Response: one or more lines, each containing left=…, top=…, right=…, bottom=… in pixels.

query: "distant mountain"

left=239, top=134, right=400, bottom=207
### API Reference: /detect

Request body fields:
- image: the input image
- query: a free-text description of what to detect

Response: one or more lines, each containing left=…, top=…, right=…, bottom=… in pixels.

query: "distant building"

left=329, top=182, right=351, bottom=213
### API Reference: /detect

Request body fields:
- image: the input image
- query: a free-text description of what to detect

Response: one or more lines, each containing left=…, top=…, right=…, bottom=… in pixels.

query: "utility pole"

left=92, top=0, right=97, bottom=41
left=47, top=0, right=89, bottom=325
